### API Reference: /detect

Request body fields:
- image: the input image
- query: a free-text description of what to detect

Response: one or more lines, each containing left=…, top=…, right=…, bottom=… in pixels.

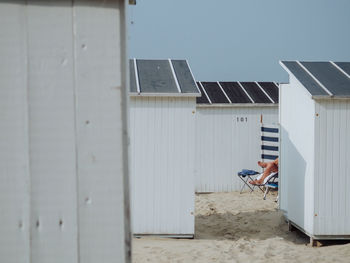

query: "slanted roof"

left=280, top=61, right=350, bottom=99
left=129, top=59, right=200, bottom=97
left=196, top=81, right=279, bottom=106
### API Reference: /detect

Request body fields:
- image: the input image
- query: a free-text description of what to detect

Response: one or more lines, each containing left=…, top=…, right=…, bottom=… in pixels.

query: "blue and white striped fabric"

left=261, top=124, right=279, bottom=161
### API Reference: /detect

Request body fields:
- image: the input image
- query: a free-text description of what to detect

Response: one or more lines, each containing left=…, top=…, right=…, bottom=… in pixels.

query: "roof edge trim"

left=296, top=61, right=333, bottom=96
left=186, top=60, right=202, bottom=94
left=129, top=92, right=201, bottom=97
left=238, top=82, right=255, bottom=103
left=279, top=60, right=313, bottom=99
left=198, top=81, right=212, bottom=104
left=330, top=61, right=350, bottom=79
left=196, top=103, right=278, bottom=108
left=133, top=58, right=141, bottom=94
left=168, top=59, right=182, bottom=93
left=255, top=81, right=275, bottom=103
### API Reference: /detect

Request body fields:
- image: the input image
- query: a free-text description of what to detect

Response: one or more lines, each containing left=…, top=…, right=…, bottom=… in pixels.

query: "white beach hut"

left=0, top=1, right=131, bottom=262
left=280, top=61, right=350, bottom=244
left=129, top=59, right=200, bottom=237
left=195, top=81, right=279, bottom=192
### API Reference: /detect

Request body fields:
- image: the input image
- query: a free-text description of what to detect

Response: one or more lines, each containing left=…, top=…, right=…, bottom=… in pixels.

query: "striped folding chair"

left=237, top=124, right=279, bottom=194
left=260, top=124, right=279, bottom=200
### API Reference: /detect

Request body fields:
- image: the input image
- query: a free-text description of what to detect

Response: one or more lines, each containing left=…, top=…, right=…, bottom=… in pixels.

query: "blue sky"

left=128, top=0, right=350, bottom=82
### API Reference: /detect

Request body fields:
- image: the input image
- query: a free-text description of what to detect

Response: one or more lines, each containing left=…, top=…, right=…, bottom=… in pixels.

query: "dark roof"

left=196, top=81, right=278, bottom=105
left=129, top=59, right=200, bottom=96
left=196, top=82, right=210, bottom=104
left=280, top=61, right=350, bottom=98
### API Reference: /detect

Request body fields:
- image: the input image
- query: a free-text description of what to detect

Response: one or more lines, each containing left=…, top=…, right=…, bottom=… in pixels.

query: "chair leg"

left=263, top=187, right=270, bottom=200
left=238, top=176, right=255, bottom=193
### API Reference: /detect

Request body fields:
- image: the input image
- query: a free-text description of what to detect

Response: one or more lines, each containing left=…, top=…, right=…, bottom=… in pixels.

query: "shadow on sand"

left=195, top=209, right=310, bottom=245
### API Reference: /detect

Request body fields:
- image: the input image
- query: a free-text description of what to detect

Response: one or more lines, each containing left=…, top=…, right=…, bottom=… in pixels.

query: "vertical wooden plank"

left=153, top=97, right=161, bottom=233
left=346, top=101, right=350, bottom=232
left=150, top=97, right=157, bottom=233
left=317, top=101, right=327, bottom=234
left=74, top=0, right=130, bottom=262
left=313, top=102, right=320, bottom=233
left=338, top=101, right=346, bottom=234
left=325, top=101, right=333, bottom=233
left=333, top=101, right=340, bottom=233
left=0, top=2, right=30, bottom=263
left=331, top=101, right=340, bottom=233
left=129, top=97, right=136, bottom=232
left=173, top=97, right=180, bottom=233
left=182, top=97, right=195, bottom=233
left=26, top=1, right=78, bottom=262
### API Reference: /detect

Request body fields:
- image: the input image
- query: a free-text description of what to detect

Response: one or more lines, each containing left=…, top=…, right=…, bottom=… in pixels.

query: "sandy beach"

left=132, top=191, right=350, bottom=263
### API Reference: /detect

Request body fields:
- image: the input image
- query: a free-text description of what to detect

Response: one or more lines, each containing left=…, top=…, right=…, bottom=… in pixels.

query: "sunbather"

left=249, top=158, right=278, bottom=185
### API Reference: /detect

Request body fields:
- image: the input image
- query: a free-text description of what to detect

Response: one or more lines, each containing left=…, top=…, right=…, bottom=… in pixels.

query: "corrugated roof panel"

left=240, top=82, right=271, bottom=103
left=281, top=61, right=328, bottom=96
left=171, top=60, right=199, bottom=93
left=301, top=62, right=350, bottom=96
left=219, top=82, right=251, bottom=103
left=129, top=60, right=137, bottom=93
left=196, top=82, right=210, bottom=104
left=258, top=82, right=279, bottom=103
left=201, top=82, right=229, bottom=103
left=334, top=62, right=350, bottom=77
left=136, top=59, right=178, bottom=93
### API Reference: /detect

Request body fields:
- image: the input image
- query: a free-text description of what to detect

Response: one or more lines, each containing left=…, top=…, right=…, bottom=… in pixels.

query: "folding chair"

left=260, top=124, right=279, bottom=200
left=253, top=171, right=279, bottom=200
left=237, top=169, right=263, bottom=194
left=236, top=123, right=279, bottom=198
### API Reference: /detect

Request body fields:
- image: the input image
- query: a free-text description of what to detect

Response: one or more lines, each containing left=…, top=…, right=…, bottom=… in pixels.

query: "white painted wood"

left=130, top=97, right=195, bottom=235
left=281, top=68, right=350, bottom=238
left=26, top=2, right=78, bottom=262
left=0, top=0, right=130, bottom=262
left=278, top=84, right=286, bottom=214
left=0, top=2, right=30, bottom=262
left=74, top=0, right=130, bottom=261
left=280, top=75, right=315, bottom=234
left=195, top=106, right=278, bottom=192
left=314, top=99, right=350, bottom=235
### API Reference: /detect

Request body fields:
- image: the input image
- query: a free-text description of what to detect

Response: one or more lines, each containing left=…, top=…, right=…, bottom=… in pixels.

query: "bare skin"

left=257, top=161, right=267, bottom=168
left=250, top=158, right=278, bottom=185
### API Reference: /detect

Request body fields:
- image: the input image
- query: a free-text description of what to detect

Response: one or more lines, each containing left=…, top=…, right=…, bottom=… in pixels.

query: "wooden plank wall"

left=0, top=0, right=130, bottom=262
left=195, top=106, right=278, bottom=192
left=0, top=2, right=30, bottom=262
left=129, top=97, right=195, bottom=236
left=314, top=99, right=350, bottom=235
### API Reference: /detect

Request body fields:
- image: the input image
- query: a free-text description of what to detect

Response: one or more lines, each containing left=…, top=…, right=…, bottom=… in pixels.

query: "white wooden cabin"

left=195, top=81, right=279, bottom=192
left=129, top=59, right=200, bottom=237
left=0, top=1, right=131, bottom=262
left=280, top=61, right=350, bottom=243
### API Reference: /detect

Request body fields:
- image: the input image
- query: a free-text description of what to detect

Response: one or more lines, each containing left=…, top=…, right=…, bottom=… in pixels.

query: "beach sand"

left=132, top=191, right=350, bottom=263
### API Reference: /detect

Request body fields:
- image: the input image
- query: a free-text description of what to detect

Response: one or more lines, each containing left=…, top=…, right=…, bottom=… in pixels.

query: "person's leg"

left=250, top=162, right=277, bottom=185
left=257, top=161, right=268, bottom=168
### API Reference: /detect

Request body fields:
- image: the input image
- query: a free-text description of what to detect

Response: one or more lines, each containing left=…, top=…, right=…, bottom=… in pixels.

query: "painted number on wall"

left=235, top=117, right=248, bottom=122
